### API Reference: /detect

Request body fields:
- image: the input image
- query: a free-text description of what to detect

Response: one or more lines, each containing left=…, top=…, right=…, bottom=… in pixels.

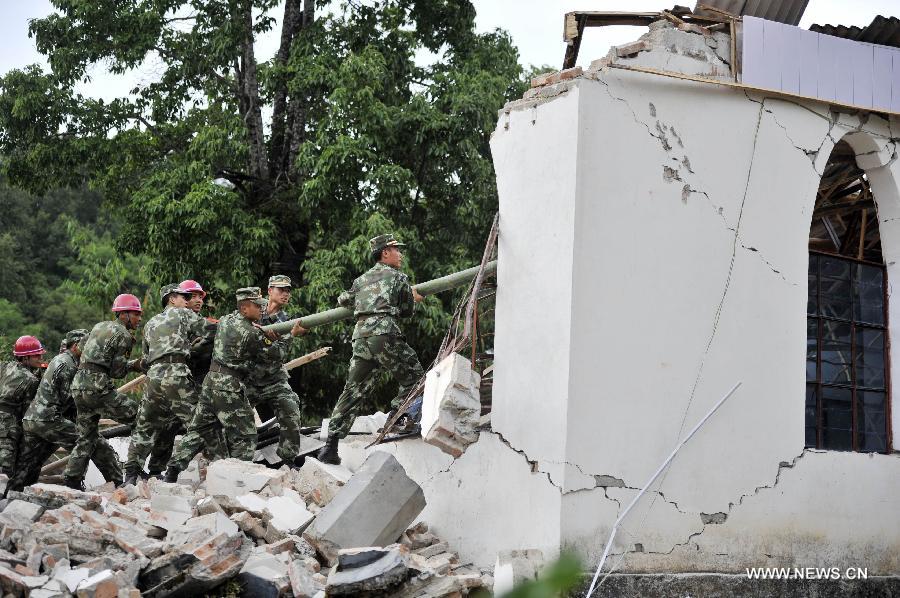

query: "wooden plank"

left=852, top=41, right=875, bottom=109
left=741, top=16, right=765, bottom=85
left=817, top=32, right=839, bottom=102
left=604, top=63, right=900, bottom=118
left=798, top=29, right=819, bottom=98
left=283, top=346, right=332, bottom=370
left=781, top=22, right=802, bottom=95
left=873, top=45, right=893, bottom=112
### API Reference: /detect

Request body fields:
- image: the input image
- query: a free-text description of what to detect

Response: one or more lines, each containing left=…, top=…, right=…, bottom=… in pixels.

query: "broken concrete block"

left=167, top=512, right=239, bottom=547
left=415, top=541, right=450, bottom=559
left=326, top=545, right=410, bottom=596
left=196, top=496, right=225, bottom=516
left=421, top=352, right=481, bottom=457
left=205, top=458, right=285, bottom=497
left=615, top=40, right=650, bottom=57
left=319, top=419, right=330, bottom=441
left=288, top=559, right=324, bottom=598
left=1, top=500, right=44, bottom=524
left=493, top=549, right=544, bottom=595
left=349, top=411, right=388, bottom=434
left=74, top=569, right=122, bottom=598
left=238, top=552, right=290, bottom=598
left=149, top=483, right=198, bottom=531
left=263, top=496, right=314, bottom=543
left=304, top=452, right=425, bottom=565
left=0, top=475, right=7, bottom=499
left=233, top=493, right=268, bottom=517
left=291, top=458, right=352, bottom=507
left=52, top=565, right=91, bottom=592
left=0, top=564, right=28, bottom=597
left=254, top=443, right=282, bottom=465
left=393, top=573, right=466, bottom=598
left=41, top=544, right=69, bottom=572
left=21, top=484, right=103, bottom=511
left=231, top=511, right=266, bottom=540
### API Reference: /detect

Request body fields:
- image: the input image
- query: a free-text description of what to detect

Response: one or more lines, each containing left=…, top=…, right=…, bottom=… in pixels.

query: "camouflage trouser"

left=246, top=378, right=303, bottom=463
left=8, top=419, right=121, bottom=493
left=0, top=411, right=22, bottom=476
left=125, top=363, right=220, bottom=473
left=169, top=372, right=256, bottom=470
left=328, top=335, right=423, bottom=440
left=64, top=374, right=137, bottom=482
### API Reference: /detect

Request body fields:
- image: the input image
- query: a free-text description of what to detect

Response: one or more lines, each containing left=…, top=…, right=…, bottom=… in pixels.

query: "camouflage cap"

left=369, top=233, right=406, bottom=254
left=160, top=283, right=189, bottom=304
left=235, top=287, right=267, bottom=306
left=65, top=329, right=89, bottom=347
left=268, top=274, right=292, bottom=288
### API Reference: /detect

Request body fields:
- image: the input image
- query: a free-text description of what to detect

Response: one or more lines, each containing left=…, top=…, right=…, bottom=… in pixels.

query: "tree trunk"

left=239, top=0, right=269, bottom=183
left=269, top=0, right=301, bottom=182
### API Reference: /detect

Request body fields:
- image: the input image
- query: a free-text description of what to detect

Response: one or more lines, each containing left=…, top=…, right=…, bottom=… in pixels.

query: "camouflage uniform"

left=125, top=298, right=218, bottom=475
left=8, top=330, right=122, bottom=492
left=0, top=360, right=41, bottom=475
left=245, top=275, right=305, bottom=463
left=169, top=288, right=295, bottom=469
left=144, top=314, right=221, bottom=474
left=63, top=320, right=140, bottom=483
left=327, top=238, right=423, bottom=440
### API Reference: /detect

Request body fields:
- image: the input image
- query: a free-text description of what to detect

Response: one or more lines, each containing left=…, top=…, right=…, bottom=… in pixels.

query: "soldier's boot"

left=163, top=466, right=181, bottom=483
left=63, top=476, right=84, bottom=491
left=146, top=470, right=162, bottom=480
left=288, top=455, right=306, bottom=471
left=122, top=465, right=140, bottom=487
left=316, top=436, right=341, bottom=465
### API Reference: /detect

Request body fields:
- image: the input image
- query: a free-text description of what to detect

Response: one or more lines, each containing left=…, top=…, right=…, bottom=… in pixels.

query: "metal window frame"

left=808, top=249, right=890, bottom=453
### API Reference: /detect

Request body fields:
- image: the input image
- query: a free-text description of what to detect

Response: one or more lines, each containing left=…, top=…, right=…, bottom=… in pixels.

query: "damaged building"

left=342, top=1, right=900, bottom=593
left=1, top=2, right=899, bottom=597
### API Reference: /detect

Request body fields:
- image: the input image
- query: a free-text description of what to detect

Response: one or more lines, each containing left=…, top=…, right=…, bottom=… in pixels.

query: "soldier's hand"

left=291, top=321, right=308, bottom=337
left=413, top=289, right=424, bottom=303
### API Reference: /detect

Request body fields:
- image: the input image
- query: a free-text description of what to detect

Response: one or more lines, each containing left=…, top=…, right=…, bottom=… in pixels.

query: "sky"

left=0, top=0, right=897, bottom=102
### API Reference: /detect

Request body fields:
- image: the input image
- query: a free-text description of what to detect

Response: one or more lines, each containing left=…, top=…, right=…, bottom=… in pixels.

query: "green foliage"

left=473, top=553, right=584, bottom=598
left=0, top=0, right=532, bottom=411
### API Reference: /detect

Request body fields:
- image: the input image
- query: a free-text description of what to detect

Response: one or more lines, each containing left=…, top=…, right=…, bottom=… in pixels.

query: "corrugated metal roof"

left=692, top=0, right=809, bottom=26
left=810, top=15, right=900, bottom=49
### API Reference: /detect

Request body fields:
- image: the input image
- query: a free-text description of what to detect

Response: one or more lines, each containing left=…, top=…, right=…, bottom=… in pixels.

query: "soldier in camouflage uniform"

left=164, top=287, right=306, bottom=481
left=144, top=279, right=221, bottom=476
left=123, top=284, right=222, bottom=485
left=8, top=330, right=122, bottom=493
left=63, top=294, right=144, bottom=489
left=317, top=234, right=424, bottom=465
left=246, top=275, right=306, bottom=466
left=0, top=336, right=46, bottom=475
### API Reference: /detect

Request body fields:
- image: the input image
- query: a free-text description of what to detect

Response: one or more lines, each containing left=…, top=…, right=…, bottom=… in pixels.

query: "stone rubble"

left=0, top=450, right=485, bottom=597
left=421, top=352, right=482, bottom=457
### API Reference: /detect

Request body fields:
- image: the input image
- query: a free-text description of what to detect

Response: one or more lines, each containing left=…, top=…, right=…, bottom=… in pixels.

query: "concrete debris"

left=421, top=352, right=482, bottom=457
left=326, top=545, right=411, bottom=595
left=238, top=551, right=290, bottom=598
left=493, top=549, right=544, bottom=595
left=291, top=457, right=352, bottom=507
left=304, top=451, right=426, bottom=565
left=349, top=411, right=388, bottom=434
left=205, top=458, right=286, bottom=497
left=0, top=446, right=481, bottom=597
left=289, top=558, right=325, bottom=597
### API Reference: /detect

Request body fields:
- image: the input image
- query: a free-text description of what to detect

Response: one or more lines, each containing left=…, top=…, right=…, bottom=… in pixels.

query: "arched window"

left=807, top=140, right=888, bottom=453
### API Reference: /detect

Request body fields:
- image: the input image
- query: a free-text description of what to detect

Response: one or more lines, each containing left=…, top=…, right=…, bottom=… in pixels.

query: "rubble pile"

left=0, top=453, right=489, bottom=597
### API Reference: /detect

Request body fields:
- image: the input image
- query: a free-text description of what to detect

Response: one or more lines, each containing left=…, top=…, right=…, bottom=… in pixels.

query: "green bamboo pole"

left=262, top=260, right=498, bottom=335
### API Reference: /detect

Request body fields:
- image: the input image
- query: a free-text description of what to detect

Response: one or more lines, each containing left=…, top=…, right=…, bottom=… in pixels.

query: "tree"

left=0, top=0, right=529, bottom=412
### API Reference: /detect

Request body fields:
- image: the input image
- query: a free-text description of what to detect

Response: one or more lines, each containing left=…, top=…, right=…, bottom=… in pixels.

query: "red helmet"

left=13, top=335, right=45, bottom=357
left=179, top=279, right=206, bottom=298
left=112, top=293, right=143, bottom=313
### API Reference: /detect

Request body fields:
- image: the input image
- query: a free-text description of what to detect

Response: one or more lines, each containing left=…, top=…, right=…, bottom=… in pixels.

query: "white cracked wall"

left=481, top=65, right=900, bottom=573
